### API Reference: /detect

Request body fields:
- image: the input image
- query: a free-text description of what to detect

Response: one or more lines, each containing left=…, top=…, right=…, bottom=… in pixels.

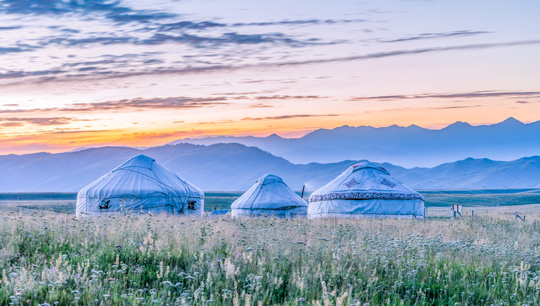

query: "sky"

left=0, top=0, right=539, bottom=154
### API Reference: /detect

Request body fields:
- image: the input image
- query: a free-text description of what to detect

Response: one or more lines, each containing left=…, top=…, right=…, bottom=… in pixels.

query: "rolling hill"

left=0, top=143, right=539, bottom=192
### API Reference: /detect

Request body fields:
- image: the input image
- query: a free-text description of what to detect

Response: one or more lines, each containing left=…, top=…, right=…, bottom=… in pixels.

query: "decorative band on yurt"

left=309, top=191, right=424, bottom=203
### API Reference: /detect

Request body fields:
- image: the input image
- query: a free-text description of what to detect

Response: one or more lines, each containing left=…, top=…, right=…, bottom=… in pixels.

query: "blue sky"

left=0, top=0, right=539, bottom=153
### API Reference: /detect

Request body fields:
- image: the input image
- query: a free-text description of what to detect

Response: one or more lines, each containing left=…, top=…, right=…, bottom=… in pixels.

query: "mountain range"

left=0, top=143, right=539, bottom=192
left=170, top=117, right=540, bottom=167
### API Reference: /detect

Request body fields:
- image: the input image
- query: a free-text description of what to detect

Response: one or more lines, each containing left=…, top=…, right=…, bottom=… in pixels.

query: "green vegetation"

left=1, top=212, right=540, bottom=305
left=421, top=192, right=540, bottom=207
left=1, top=190, right=540, bottom=215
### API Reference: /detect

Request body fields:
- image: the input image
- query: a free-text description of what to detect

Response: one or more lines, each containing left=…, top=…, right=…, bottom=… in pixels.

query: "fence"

left=425, top=206, right=540, bottom=221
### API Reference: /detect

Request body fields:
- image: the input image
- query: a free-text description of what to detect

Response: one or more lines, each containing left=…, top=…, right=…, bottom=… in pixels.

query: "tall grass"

left=1, top=211, right=539, bottom=305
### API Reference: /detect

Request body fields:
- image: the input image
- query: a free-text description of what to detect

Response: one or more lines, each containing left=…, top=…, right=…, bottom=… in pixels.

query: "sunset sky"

left=1, top=0, right=539, bottom=154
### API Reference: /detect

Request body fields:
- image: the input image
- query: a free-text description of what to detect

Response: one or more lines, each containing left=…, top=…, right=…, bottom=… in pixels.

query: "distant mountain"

left=170, top=117, right=540, bottom=167
left=0, top=143, right=539, bottom=192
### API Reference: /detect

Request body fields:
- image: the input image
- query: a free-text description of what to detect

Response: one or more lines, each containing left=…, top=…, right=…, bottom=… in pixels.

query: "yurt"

left=231, top=174, right=307, bottom=217
left=76, top=155, right=204, bottom=216
left=308, top=162, right=424, bottom=218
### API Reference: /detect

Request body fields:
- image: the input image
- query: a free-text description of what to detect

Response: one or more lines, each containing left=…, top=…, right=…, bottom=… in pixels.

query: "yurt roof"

left=231, top=174, right=306, bottom=210
left=78, top=155, right=203, bottom=198
left=309, top=161, right=423, bottom=203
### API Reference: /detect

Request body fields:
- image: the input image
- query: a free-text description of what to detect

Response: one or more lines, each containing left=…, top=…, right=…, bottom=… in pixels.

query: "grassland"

left=1, top=190, right=539, bottom=215
left=1, top=210, right=540, bottom=305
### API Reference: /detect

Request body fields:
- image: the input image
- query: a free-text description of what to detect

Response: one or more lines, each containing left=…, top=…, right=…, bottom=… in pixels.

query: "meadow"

left=1, top=212, right=540, bottom=305
left=1, top=191, right=540, bottom=305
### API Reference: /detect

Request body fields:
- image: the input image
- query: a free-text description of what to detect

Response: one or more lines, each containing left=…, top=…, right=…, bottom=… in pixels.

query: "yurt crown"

left=351, top=162, right=388, bottom=174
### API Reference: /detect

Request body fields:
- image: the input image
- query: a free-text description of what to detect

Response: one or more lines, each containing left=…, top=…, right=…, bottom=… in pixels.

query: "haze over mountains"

left=0, top=143, right=539, bottom=192
left=170, top=117, right=540, bottom=167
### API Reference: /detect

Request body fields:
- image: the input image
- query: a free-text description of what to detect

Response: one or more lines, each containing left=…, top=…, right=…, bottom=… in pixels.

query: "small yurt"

left=231, top=174, right=307, bottom=217
left=308, top=162, right=424, bottom=218
left=76, top=155, right=204, bottom=216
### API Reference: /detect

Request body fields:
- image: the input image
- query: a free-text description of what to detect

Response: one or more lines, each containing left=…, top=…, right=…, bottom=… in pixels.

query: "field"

left=1, top=212, right=540, bottom=305
left=1, top=191, right=540, bottom=305
left=1, top=189, right=540, bottom=215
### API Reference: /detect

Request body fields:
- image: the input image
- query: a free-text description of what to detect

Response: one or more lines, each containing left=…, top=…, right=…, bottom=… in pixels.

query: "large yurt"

left=231, top=174, right=307, bottom=217
left=308, top=162, right=424, bottom=218
left=76, top=155, right=204, bottom=216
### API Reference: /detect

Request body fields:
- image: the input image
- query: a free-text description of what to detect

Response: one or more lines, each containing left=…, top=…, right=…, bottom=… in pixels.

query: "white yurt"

left=231, top=174, right=307, bottom=217
left=76, top=155, right=204, bottom=216
left=308, top=162, right=424, bottom=218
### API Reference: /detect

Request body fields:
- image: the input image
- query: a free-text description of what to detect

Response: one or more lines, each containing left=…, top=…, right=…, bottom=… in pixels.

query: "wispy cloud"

left=0, top=96, right=230, bottom=114
left=0, top=117, right=76, bottom=126
left=364, top=104, right=484, bottom=114
left=231, top=19, right=366, bottom=27
left=1, top=0, right=175, bottom=24
left=254, top=95, right=326, bottom=100
left=0, top=26, right=21, bottom=30
left=515, top=100, right=540, bottom=104
left=140, top=32, right=319, bottom=47
left=4, top=40, right=539, bottom=85
left=272, top=40, right=540, bottom=67
left=350, top=90, right=540, bottom=101
left=157, top=18, right=366, bottom=31
left=382, top=30, right=490, bottom=43
left=249, top=104, right=274, bottom=108
left=241, top=114, right=339, bottom=121
left=66, top=97, right=229, bottom=112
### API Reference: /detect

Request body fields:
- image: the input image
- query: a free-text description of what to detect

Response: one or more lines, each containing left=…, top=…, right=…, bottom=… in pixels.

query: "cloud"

left=157, top=18, right=366, bottom=32
left=0, top=117, right=75, bottom=126
left=254, top=95, right=326, bottom=100
left=249, top=104, right=274, bottom=108
left=515, top=100, right=540, bottom=104
left=141, top=32, right=320, bottom=47
left=0, top=26, right=21, bottom=30
left=159, top=21, right=226, bottom=31
left=0, top=96, right=230, bottom=115
left=382, top=30, right=490, bottom=43
left=107, top=12, right=176, bottom=24
left=3, top=40, right=540, bottom=85
left=1, top=0, right=128, bottom=15
left=64, top=97, right=229, bottom=112
left=350, top=91, right=540, bottom=101
left=242, top=114, right=339, bottom=121
left=0, top=47, right=31, bottom=54
left=364, top=104, right=483, bottom=114
left=0, top=68, right=68, bottom=80
left=59, top=36, right=134, bottom=46
left=430, top=105, right=483, bottom=110
left=231, top=19, right=366, bottom=27
left=271, top=40, right=540, bottom=67
left=0, top=0, right=175, bottom=24
left=14, top=29, right=321, bottom=59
